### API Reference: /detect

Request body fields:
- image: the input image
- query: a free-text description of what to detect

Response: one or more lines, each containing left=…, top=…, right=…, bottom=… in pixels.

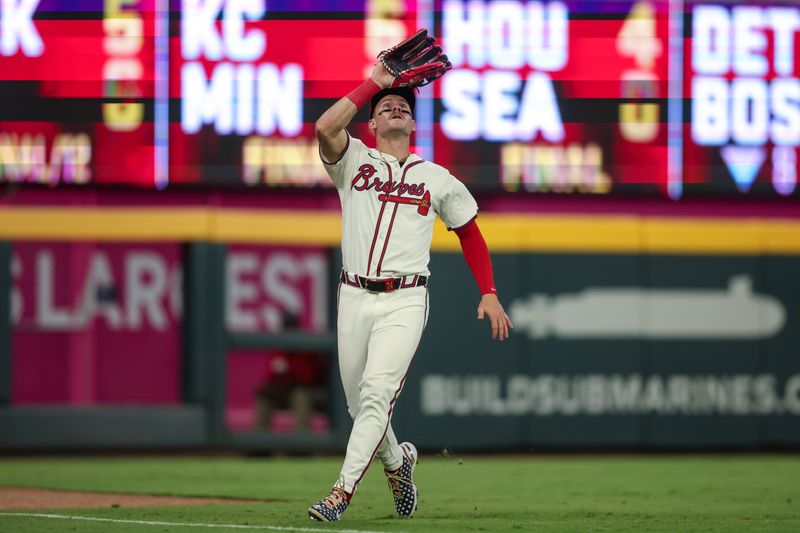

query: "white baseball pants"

left=335, top=281, right=428, bottom=495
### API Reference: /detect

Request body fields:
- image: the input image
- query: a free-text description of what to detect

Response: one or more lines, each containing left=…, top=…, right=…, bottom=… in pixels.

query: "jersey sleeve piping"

left=319, top=131, right=351, bottom=166
left=447, top=213, right=478, bottom=232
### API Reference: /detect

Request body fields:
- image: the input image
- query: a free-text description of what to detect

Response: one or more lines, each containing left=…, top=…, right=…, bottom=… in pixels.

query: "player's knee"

left=358, top=379, right=395, bottom=410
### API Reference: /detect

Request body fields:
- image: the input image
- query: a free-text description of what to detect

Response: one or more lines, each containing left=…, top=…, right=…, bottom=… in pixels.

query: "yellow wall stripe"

left=211, top=210, right=342, bottom=246
left=0, top=207, right=212, bottom=241
left=1, top=206, right=799, bottom=254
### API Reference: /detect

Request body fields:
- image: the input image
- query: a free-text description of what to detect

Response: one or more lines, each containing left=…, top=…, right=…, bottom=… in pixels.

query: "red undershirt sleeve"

left=454, top=219, right=497, bottom=295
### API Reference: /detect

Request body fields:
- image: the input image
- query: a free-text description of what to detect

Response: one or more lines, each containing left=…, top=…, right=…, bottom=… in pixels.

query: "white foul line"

left=0, top=512, right=400, bottom=533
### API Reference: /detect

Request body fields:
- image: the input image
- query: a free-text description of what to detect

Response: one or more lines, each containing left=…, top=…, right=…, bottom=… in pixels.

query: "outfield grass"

left=0, top=454, right=798, bottom=532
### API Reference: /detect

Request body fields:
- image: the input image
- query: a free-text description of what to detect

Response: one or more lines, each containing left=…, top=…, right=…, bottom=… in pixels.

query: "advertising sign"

left=10, top=242, right=329, bottom=408
left=392, top=252, right=800, bottom=449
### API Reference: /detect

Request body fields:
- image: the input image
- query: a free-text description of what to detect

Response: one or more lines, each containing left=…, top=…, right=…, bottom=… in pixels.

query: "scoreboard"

left=0, top=0, right=161, bottom=187
left=434, top=0, right=670, bottom=195
left=685, top=1, right=800, bottom=197
left=0, top=0, right=797, bottom=198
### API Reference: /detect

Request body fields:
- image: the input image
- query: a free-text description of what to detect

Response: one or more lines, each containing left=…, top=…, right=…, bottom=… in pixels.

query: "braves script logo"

left=351, top=164, right=430, bottom=215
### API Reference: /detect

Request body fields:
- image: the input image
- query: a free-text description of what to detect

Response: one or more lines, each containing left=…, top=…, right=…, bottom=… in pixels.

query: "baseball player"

left=308, top=30, right=513, bottom=522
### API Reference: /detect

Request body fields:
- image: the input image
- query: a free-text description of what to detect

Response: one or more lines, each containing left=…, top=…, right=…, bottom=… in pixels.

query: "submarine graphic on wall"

left=509, top=275, right=786, bottom=340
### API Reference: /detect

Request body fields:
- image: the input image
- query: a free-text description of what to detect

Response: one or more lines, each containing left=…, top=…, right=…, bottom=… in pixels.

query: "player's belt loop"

left=340, top=270, right=361, bottom=288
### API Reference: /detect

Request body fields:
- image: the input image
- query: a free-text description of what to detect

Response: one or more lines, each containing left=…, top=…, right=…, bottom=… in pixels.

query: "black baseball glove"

left=378, top=29, right=452, bottom=88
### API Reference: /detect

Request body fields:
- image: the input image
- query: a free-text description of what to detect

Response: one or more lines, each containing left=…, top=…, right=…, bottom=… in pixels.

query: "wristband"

left=346, top=78, right=382, bottom=109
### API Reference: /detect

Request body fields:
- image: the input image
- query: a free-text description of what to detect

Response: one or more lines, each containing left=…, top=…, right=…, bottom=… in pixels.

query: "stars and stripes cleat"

left=385, top=442, right=419, bottom=518
left=308, top=485, right=350, bottom=522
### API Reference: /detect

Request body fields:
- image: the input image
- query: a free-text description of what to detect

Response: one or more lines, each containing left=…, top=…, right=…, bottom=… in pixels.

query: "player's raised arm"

left=315, top=64, right=393, bottom=163
left=316, top=29, right=451, bottom=164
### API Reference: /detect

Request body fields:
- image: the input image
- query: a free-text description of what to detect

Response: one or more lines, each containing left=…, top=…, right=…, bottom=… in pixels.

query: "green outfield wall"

left=392, top=252, right=800, bottom=450
left=1, top=209, right=799, bottom=450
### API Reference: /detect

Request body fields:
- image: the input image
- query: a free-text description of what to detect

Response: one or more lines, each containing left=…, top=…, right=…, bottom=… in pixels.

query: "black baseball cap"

left=370, top=87, right=416, bottom=118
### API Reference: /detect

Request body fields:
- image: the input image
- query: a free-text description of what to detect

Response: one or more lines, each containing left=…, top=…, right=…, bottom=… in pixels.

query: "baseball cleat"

left=385, top=441, right=419, bottom=518
left=308, top=485, right=350, bottom=522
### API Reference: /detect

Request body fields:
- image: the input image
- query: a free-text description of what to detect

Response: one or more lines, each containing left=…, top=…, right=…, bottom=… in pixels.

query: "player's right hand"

left=370, top=62, right=394, bottom=90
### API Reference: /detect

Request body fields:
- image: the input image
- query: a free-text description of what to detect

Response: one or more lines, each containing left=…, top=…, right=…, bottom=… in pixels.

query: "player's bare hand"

left=477, top=293, right=513, bottom=341
left=370, top=62, right=394, bottom=89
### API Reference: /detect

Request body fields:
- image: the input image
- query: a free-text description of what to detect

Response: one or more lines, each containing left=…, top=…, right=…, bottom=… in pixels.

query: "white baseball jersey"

left=322, top=134, right=478, bottom=278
